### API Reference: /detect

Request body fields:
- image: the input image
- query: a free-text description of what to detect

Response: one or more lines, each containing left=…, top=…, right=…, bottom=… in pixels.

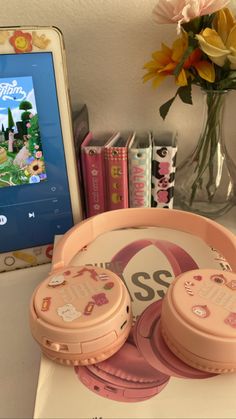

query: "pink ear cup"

left=75, top=341, right=170, bottom=402
left=40, top=328, right=131, bottom=366
left=134, top=300, right=216, bottom=379
left=30, top=265, right=132, bottom=366
left=161, top=269, right=236, bottom=373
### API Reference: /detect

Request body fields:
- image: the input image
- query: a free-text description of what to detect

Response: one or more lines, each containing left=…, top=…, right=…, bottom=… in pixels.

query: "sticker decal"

left=32, top=31, right=50, bottom=49
left=73, top=267, right=99, bottom=281
left=84, top=301, right=95, bottom=316
left=57, top=304, right=81, bottom=322
left=210, top=274, right=227, bottom=285
left=98, top=273, right=110, bottom=281
left=184, top=280, right=194, bottom=296
left=4, top=256, right=15, bottom=266
left=41, top=297, right=51, bottom=312
left=192, top=305, right=210, bottom=318
left=48, top=275, right=66, bottom=288
left=12, top=251, right=37, bottom=265
left=0, top=31, right=9, bottom=44
left=33, top=247, right=43, bottom=256
left=45, top=245, right=54, bottom=259
left=9, top=30, right=32, bottom=53
left=92, top=293, right=109, bottom=306
left=103, top=281, right=115, bottom=290
left=224, top=312, right=236, bottom=328
left=226, top=280, right=236, bottom=290
left=63, top=270, right=71, bottom=276
left=193, top=275, right=202, bottom=281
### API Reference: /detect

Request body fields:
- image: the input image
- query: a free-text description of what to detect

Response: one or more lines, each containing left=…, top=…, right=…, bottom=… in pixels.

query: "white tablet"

left=0, top=27, right=82, bottom=260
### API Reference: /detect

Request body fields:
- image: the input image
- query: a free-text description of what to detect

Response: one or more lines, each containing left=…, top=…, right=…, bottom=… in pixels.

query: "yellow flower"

left=27, top=159, right=45, bottom=175
left=143, top=35, right=215, bottom=88
left=196, top=8, right=236, bottom=69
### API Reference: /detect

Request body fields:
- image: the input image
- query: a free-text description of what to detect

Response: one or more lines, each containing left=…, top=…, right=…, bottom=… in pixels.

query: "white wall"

left=1, top=0, right=236, bottom=164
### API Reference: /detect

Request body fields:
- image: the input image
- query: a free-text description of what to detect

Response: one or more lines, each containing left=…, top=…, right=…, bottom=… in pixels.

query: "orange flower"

left=143, top=35, right=215, bottom=88
left=9, top=30, right=32, bottom=53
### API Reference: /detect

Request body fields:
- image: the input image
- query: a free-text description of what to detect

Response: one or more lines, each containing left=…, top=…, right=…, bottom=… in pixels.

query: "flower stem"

left=189, top=91, right=225, bottom=206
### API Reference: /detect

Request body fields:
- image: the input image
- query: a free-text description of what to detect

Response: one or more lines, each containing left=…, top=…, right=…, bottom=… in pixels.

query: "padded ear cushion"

left=43, top=346, right=116, bottom=366
left=76, top=364, right=169, bottom=403
left=153, top=315, right=217, bottom=379
left=81, top=341, right=169, bottom=385
left=134, top=300, right=216, bottom=379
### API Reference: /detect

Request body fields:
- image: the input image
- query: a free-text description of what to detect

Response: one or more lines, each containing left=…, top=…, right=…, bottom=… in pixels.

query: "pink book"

left=81, top=132, right=115, bottom=217
left=104, top=132, right=133, bottom=211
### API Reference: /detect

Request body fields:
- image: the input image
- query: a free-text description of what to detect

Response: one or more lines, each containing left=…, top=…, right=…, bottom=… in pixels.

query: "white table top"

left=0, top=263, right=51, bottom=419
left=1, top=208, right=236, bottom=419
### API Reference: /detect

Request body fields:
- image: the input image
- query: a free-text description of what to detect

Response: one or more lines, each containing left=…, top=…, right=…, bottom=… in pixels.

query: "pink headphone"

left=30, top=208, right=236, bottom=373
left=74, top=236, right=209, bottom=402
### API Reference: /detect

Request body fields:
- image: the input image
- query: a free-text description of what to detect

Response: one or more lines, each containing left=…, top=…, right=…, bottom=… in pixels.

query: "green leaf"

left=159, top=95, right=177, bottom=120
left=177, top=82, right=193, bottom=105
left=217, top=75, right=236, bottom=90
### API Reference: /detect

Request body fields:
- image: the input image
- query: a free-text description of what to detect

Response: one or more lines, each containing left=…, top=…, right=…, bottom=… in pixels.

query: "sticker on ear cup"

left=103, top=281, right=114, bottom=290
left=72, top=267, right=99, bottom=281
left=57, top=304, right=81, bottom=322
left=84, top=301, right=95, bottom=316
left=184, top=281, right=194, bottom=296
left=210, top=274, right=227, bottom=285
left=48, top=274, right=67, bottom=288
left=192, top=305, right=210, bottom=318
left=226, top=280, right=236, bottom=290
left=41, top=297, right=51, bottom=312
left=193, top=275, right=202, bottom=281
left=98, top=273, right=110, bottom=281
left=224, top=312, right=236, bottom=328
left=63, top=270, right=71, bottom=276
left=92, top=293, right=109, bottom=306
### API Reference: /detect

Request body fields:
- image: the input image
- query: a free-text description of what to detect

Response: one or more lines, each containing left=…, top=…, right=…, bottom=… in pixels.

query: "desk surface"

left=1, top=209, right=236, bottom=419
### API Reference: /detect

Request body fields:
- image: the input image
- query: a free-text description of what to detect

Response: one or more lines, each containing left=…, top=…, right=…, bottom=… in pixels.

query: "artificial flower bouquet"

left=143, top=0, right=236, bottom=118
left=143, top=0, right=236, bottom=217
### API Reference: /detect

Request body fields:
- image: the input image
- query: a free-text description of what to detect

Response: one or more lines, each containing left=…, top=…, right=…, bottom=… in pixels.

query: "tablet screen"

left=0, top=52, right=73, bottom=253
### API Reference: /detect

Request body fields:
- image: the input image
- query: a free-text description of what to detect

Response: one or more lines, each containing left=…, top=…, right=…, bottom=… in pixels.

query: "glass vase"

left=174, top=90, right=236, bottom=219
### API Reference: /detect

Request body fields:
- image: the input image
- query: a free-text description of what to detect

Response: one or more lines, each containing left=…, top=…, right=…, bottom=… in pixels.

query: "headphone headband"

left=51, top=208, right=236, bottom=272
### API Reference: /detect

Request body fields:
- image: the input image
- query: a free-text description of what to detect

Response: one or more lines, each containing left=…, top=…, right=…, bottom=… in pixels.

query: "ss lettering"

left=132, top=270, right=172, bottom=301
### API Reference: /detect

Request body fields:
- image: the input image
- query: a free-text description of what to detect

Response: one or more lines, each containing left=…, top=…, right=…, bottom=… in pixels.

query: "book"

left=128, top=132, right=152, bottom=207
left=105, top=132, right=133, bottom=211
left=151, top=131, right=178, bottom=209
left=73, top=104, right=90, bottom=218
left=33, top=227, right=235, bottom=419
left=81, top=131, right=115, bottom=217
